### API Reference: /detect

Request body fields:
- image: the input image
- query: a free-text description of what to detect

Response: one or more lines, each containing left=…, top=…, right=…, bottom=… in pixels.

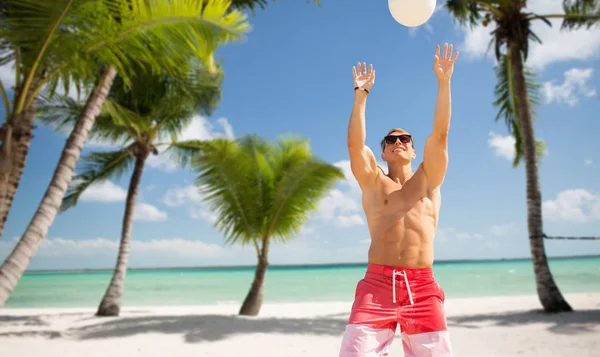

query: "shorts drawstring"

left=392, top=269, right=414, bottom=305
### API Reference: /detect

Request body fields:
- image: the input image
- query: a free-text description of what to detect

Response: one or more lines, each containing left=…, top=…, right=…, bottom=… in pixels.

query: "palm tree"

left=0, top=0, right=249, bottom=240
left=192, top=135, right=344, bottom=316
left=0, top=0, right=319, bottom=243
left=444, top=0, right=600, bottom=312
left=0, top=0, right=249, bottom=307
left=36, top=62, right=222, bottom=316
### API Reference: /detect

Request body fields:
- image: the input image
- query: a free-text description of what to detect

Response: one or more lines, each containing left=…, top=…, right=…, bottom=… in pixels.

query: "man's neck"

left=387, top=162, right=413, bottom=185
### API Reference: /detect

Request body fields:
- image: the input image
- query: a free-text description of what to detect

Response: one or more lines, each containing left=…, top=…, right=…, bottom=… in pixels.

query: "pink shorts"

left=338, top=264, right=452, bottom=357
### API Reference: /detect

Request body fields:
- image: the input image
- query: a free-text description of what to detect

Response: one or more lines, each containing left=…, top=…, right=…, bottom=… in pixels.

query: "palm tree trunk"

left=508, top=41, right=572, bottom=313
left=0, top=99, right=37, bottom=239
left=0, top=66, right=117, bottom=307
left=96, top=156, right=145, bottom=317
left=239, top=238, right=270, bottom=316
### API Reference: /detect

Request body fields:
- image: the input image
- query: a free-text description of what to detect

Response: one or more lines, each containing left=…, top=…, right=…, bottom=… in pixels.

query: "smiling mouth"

left=393, top=148, right=404, bottom=153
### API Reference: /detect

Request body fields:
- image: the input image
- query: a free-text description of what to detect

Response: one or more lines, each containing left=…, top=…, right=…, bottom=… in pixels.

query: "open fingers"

left=443, top=43, right=448, bottom=60
left=447, top=44, right=453, bottom=60
left=353, top=62, right=375, bottom=78
left=453, top=51, right=460, bottom=62
left=436, top=44, right=440, bottom=58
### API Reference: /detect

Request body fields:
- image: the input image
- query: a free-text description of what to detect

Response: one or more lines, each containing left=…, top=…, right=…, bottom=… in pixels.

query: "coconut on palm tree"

left=36, top=61, right=222, bottom=316
left=192, top=135, right=344, bottom=316
left=444, top=0, right=600, bottom=312
left=0, top=0, right=249, bottom=307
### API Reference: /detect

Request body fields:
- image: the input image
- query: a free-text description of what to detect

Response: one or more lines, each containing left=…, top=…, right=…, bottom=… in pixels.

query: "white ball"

left=388, top=0, right=437, bottom=27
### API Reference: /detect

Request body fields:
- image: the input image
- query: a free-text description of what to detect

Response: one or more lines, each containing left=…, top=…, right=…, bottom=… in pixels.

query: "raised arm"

left=348, top=62, right=378, bottom=189
left=423, top=44, right=459, bottom=189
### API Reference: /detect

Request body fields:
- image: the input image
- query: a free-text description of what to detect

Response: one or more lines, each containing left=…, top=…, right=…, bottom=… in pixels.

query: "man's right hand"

left=352, top=62, right=375, bottom=92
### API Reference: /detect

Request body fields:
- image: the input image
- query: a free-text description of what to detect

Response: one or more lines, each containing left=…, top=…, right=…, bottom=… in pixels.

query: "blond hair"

left=380, top=128, right=414, bottom=151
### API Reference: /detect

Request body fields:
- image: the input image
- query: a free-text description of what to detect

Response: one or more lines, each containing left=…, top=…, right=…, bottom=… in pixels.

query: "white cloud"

left=161, top=184, right=215, bottom=224
left=190, top=208, right=218, bottom=224
left=311, top=160, right=366, bottom=228
left=0, top=61, right=86, bottom=100
left=316, top=188, right=364, bottom=227
left=147, top=115, right=234, bottom=172
left=458, top=0, right=600, bottom=70
left=488, top=132, right=515, bottom=161
left=78, top=181, right=166, bottom=221
left=584, top=159, right=592, bottom=166
left=80, top=181, right=127, bottom=202
left=0, top=236, right=227, bottom=259
left=543, top=189, right=600, bottom=223
left=0, top=62, right=16, bottom=91
left=436, top=227, right=500, bottom=250
left=543, top=68, right=596, bottom=106
left=490, top=222, right=522, bottom=237
left=134, top=202, right=168, bottom=222
left=299, top=225, right=318, bottom=238
left=178, top=115, right=234, bottom=142
left=132, top=238, right=225, bottom=256
left=436, top=227, right=482, bottom=242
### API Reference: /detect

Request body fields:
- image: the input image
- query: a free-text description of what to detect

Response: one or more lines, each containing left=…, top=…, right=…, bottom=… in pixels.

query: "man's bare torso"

left=361, top=164, right=440, bottom=268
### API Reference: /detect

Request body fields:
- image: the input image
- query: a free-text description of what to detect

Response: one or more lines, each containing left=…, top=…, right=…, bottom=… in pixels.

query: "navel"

left=384, top=199, right=388, bottom=205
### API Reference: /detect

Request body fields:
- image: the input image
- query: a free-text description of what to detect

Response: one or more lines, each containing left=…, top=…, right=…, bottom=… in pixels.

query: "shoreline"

left=5, top=290, right=600, bottom=311
left=2, top=293, right=599, bottom=357
left=22, top=254, right=600, bottom=274
left=3, top=292, right=598, bottom=315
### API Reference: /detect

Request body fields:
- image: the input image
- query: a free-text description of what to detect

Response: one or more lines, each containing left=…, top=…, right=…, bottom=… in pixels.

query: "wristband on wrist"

left=354, top=86, right=369, bottom=94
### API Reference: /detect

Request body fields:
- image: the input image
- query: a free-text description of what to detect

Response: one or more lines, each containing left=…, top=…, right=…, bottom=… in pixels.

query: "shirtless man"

left=338, top=43, right=459, bottom=357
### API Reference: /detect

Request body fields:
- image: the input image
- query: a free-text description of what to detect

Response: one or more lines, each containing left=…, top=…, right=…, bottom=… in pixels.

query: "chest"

left=366, top=180, right=434, bottom=216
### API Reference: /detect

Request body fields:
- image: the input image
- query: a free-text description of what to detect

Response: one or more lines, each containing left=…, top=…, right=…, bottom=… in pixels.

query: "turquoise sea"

left=5, top=256, right=600, bottom=309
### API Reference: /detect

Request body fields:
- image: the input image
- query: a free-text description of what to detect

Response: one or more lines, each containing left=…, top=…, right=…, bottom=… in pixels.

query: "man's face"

left=381, top=131, right=415, bottom=163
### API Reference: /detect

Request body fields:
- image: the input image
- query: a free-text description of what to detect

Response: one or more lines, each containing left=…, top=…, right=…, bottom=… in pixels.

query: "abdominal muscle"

left=362, top=175, right=440, bottom=268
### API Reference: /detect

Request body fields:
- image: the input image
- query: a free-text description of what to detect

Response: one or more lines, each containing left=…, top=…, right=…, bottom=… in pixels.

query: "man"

left=338, top=43, right=459, bottom=357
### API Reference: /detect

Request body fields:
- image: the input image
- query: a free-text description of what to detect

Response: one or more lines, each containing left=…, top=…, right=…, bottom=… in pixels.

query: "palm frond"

left=444, top=0, right=501, bottom=28
left=0, top=0, right=92, bottom=113
left=8, top=0, right=250, bottom=110
left=493, top=53, right=544, bottom=167
left=192, top=135, right=343, bottom=249
left=97, top=100, right=150, bottom=141
left=80, top=0, right=251, bottom=81
left=237, top=135, right=276, bottom=238
left=61, top=149, right=134, bottom=212
left=36, top=94, right=83, bottom=130
left=150, top=63, right=224, bottom=141
left=100, top=59, right=223, bottom=144
left=265, top=136, right=343, bottom=242
left=193, top=138, right=258, bottom=244
left=36, top=93, right=133, bottom=146
left=561, top=0, right=600, bottom=29
left=227, top=0, right=321, bottom=14
left=160, top=139, right=205, bottom=169
left=228, top=0, right=269, bottom=12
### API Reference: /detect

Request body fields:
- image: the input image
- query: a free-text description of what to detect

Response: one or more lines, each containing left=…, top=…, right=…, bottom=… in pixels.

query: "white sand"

left=1, top=293, right=599, bottom=357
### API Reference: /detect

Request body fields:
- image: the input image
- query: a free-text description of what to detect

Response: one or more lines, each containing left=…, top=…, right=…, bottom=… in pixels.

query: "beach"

left=2, top=292, right=599, bottom=357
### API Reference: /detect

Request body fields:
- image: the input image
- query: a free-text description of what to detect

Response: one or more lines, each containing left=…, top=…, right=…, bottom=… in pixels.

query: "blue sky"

left=1, top=0, right=599, bottom=270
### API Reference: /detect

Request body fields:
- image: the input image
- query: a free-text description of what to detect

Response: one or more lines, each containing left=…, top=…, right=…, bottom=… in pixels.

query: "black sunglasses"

left=384, top=134, right=412, bottom=145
